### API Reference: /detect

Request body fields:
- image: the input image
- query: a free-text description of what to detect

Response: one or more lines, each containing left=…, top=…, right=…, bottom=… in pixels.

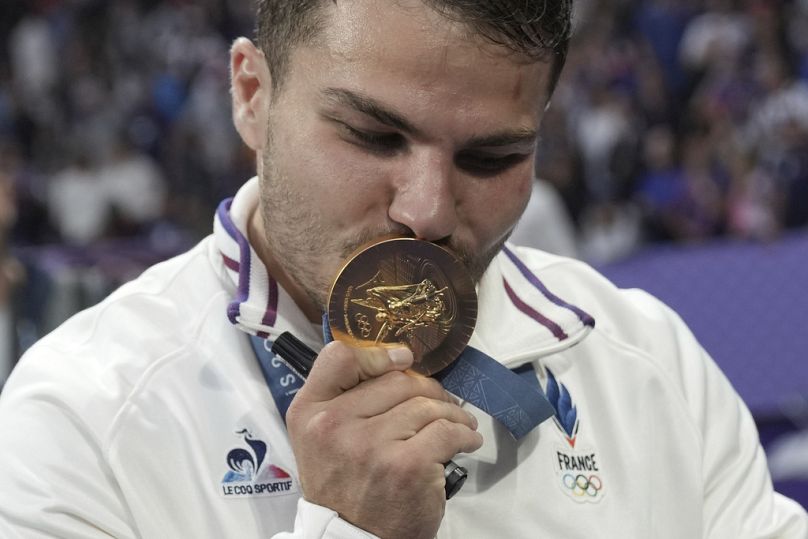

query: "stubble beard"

left=259, top=147, right=333, bottom=312
left=450, top=235, right=507, bottom=285
left=258, top=148, right=508, bottom=316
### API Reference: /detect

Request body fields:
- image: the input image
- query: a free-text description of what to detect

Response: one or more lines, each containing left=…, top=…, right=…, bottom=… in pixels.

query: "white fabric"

left=0, top=179, right=805, bottom=538
left=509, top=179, right=578, bottom=258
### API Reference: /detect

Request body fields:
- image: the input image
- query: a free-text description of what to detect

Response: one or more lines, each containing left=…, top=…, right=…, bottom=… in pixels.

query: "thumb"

left=300, top=341, right=414, bottom=402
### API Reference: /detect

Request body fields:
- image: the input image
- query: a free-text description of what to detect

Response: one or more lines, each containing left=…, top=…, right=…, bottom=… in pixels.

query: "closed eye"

left=454, top=151, right=531, bottom=177
left=340, top=123, right=405, bottom=155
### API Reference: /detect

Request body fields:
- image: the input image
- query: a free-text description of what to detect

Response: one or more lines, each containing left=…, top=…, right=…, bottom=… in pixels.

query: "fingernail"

left=467, top=410, right=478, bottom=430
left=387, top=347, right=413, bottom=368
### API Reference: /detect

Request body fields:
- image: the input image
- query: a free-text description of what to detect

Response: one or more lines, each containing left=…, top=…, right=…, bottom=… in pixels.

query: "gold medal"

left=328, top=238, right=477, bottom=376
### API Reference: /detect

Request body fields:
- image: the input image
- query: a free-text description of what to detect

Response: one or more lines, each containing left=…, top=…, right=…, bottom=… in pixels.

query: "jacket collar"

left=213, top=178, right=322, bottom=348
left=470, top=245, right=595, bottom=367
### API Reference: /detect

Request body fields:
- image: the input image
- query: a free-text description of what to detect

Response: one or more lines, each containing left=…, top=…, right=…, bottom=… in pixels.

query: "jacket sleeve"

left=0, top=387, right=140, bottom=538
left=273, top=499, right=379, bottom=539
left=696, top=349, right=807, bottom=538
left=626, top=289, right=808, bottom=538
left=697, top=353, right=807, bottom=538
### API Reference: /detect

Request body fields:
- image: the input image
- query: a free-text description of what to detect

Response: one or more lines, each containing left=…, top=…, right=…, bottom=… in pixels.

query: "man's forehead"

left=278, top=0, right=553, bottom=131
left=304, top=2, right=550, bottom=88
left=313, top=0, right=534, bottom=62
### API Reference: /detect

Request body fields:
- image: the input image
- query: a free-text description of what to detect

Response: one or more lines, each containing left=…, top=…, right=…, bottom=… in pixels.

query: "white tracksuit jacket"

left=1, top=179, right=805, bottom=538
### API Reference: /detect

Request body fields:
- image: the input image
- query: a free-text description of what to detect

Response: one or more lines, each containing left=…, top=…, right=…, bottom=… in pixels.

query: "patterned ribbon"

left=433, top=347, right=555, bottom=439
left=250, top=335, right=304, bottom=421
left=251, top=317, right=555, bottom=439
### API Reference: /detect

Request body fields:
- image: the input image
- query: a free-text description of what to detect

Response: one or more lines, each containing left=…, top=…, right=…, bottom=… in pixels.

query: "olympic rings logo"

left=354, top=313, right=372, bottom=338
left=562, top=473, right=602, bottom=497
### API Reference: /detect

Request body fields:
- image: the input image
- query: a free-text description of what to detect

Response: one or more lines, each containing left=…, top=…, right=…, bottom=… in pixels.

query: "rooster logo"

left=222, top=429, right=290, bottom=483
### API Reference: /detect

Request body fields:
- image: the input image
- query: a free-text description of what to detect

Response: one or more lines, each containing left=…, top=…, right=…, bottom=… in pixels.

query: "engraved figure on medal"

left=348, top=258, right=455, bottom=352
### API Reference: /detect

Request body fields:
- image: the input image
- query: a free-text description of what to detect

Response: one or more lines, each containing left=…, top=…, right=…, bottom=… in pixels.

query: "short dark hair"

left=255, top=0, right=572, bottom=93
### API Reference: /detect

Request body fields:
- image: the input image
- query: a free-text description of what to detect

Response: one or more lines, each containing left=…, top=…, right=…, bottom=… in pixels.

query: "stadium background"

left=1, top=0, right=806, bottom=506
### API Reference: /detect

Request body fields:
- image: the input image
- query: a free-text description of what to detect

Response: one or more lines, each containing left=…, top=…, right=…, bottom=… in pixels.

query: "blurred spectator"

left=102, top=136, right=167, bottom=237
left=510, top=178, right=579, bottom=258
left=46, top=149, right=108, bottom=246
left=635, top=125, right=687, bottom=241
left=633, top=0, right=694, bottom=98
left=0, top=163, right=24, bottom=384
left=678, top=0, right=751, bottom=76
left=745, top=52, right=808, bottom=230
left=726, top=151, right=782, bottom=240
left=564, top=18, right=640, bottom=205
left=578, top=201, right=642, bottom=264
left=8, top=5, right=58, bottom=124
left=677, top=132, right=725, bottom=238
left=573, top=80, right=637, bottom=203
left=789, top=0, right=808, bottom=80
left=769, top=430, right=808, bottom=482
left=745, top=55, right=808, bottom=150
left=636, top=127, right=723, bottom=242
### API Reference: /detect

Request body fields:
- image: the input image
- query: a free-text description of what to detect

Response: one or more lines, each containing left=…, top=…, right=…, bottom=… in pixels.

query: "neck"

left=247, top=206, right=323, bottom=323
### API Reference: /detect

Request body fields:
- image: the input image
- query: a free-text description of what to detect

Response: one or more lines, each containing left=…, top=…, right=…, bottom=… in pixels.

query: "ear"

left=230, top=37, right=272, bottom=151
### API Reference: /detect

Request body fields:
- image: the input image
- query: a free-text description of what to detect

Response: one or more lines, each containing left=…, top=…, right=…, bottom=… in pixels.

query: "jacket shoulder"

left=500, top=245, right=699, bottom=366
left=1, top=236, right=233, bottom=432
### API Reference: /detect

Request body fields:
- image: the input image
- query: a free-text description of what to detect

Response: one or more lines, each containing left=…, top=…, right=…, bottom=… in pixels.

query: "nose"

left=387, top=151, right=458, bottom=241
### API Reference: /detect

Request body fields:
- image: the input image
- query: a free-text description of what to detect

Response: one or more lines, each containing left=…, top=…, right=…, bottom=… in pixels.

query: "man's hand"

left=286, top=341, right=482, bottom=539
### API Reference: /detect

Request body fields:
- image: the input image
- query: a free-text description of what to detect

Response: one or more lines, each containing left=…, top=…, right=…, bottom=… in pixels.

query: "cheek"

left=274, top=130, right=388, bottom=220
left=511, top=174, right=533, bottom=208
left=316, top=148, right=392, bottom=224
left=269, top=95, right=388, bottom=218
left=465, top=170, right=533, bottom=235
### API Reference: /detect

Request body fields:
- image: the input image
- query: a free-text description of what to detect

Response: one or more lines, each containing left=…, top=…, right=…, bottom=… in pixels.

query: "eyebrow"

left=323, top=87, right=422, bottom=137
left=464, top=129, right=537, bottom=151
left=323, top=86, right=538, bottom=150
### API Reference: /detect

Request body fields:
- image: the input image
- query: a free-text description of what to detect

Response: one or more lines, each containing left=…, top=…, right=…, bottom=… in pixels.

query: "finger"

left=339, top=370, right=456, bottom=417
left=406, top=419, right=484, bottom=463
left=375, top=396, right=478, bottom=440
left=299, top=341, right=413, bottom=402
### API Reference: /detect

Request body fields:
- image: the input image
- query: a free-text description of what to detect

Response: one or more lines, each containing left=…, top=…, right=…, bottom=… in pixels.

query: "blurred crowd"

left=1, top=0, right=808, bottom=367
left=0, top=0, right=258, bottom=372
left=2, top=0, right=808, bottom=255
left=1, top=0, right=256, bottom=248
left=528, top=0, right=808, bottom=262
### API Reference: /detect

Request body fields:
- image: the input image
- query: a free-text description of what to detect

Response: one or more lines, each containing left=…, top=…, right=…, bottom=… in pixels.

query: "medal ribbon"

left=251, top=325, right=554, bottom=439
left=250, top=335, right=304, bottom=421
left=433, top=348, right=555, bottom=439
left=329, top=316, right=554, bottom=439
